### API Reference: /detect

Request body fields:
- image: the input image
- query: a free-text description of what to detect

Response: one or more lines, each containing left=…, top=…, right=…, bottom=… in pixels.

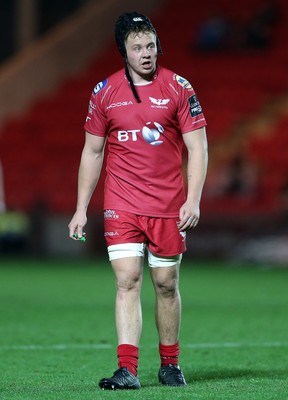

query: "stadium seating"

left=0, top=0, right=287, bottom=216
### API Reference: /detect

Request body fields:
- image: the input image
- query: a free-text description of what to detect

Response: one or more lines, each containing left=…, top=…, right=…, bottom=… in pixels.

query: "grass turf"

left=0, top=257, right=288, bottom=399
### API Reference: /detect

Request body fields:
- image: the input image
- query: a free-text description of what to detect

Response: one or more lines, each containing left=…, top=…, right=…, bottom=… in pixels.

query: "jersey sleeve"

left=83, top=80, right=108, bottom=136
left=174, top=74, right=207, bottom=134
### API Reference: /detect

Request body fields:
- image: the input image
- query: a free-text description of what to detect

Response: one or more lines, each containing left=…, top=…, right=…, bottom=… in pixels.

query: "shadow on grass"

left=139, top=366, right=288, bottom=388
left=185, top=367, right=288, bottom=383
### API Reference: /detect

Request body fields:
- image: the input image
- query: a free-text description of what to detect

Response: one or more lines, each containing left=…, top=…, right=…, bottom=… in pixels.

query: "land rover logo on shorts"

left=93, top=79, right=108, bottom=96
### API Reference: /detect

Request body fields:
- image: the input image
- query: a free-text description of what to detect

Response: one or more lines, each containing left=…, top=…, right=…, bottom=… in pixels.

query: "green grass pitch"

left=0, top=257, right=288, bottom=399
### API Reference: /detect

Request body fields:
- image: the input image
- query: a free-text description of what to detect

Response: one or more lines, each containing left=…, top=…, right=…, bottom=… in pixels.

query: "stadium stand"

left=0, top=0, right=287, bottom=223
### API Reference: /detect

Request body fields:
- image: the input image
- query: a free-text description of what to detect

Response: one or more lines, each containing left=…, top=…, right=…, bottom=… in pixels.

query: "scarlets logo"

left=149, top=97, right=170, bottom=108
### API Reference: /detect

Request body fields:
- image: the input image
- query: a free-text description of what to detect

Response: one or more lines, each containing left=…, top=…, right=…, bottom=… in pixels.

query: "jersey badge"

left=188, top=95, right=203, bottom=117
left=149, top=97, right=170, bottom=108
left=175, top=75, right=192, bottom=90
left=92, top=79, right=108, bottom=96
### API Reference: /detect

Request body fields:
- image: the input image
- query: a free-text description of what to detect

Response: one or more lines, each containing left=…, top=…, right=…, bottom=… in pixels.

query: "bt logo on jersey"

left=118, top=129, right=140, bottom=141
left=142, top=122, right=164, bottom=145
left=117, top=122, right=164, bottom=145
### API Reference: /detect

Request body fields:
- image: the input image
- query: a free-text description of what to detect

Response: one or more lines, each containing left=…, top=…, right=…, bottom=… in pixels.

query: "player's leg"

left=99, top=210, right=145, bottom=389
left=99, top=222, right=145, bottom=390
left=149, top=254, right=187, bottom=387
left=111, top=254, right=144, bottom=347
left=145, top=216, right=187, bottom=386
left=149, top=259, right=181, bottom=345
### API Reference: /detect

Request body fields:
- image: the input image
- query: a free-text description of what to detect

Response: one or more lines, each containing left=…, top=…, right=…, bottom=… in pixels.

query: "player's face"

left=125, top=31, right=158, bottom=83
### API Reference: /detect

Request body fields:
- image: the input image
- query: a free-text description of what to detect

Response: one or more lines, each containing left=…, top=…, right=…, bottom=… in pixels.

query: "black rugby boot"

left=158, top=364, right=187, bottom=386
left=99, top=367, right=141, bottom=390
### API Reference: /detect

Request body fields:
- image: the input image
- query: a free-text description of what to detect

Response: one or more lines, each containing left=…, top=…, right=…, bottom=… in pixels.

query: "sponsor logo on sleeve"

left=92, top=79, right=108, bottom=96
left=175, top=75, right=192, bottom=90
left=188, top=95, right=203, bottom=117
left=88, top=100, right=96, bottom=114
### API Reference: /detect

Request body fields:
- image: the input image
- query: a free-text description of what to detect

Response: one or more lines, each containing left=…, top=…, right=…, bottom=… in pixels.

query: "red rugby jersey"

left=84, top=65, right=207, bottom=217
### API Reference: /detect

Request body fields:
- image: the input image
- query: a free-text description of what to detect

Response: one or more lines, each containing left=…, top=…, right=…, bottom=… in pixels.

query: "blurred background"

left=0, top=0, right=287, bottom=265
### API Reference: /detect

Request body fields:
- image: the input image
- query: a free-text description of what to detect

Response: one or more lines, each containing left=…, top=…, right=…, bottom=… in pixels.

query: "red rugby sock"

left=117, top=344, right=139, bottom=376
left=159, top=341, right=180, bottom=366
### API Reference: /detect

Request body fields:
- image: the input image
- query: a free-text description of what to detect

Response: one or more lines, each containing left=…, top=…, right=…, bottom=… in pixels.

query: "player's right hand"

left=68, top=211, right=87, bottom=240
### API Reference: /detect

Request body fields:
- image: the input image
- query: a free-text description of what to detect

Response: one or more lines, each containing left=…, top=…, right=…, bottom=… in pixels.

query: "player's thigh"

left=146, top=217, right=186, bottom=256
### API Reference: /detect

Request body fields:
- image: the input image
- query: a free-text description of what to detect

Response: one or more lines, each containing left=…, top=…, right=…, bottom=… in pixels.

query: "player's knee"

left=154, top=275, right=179, bottom=298
left=116, top=272, right=142, bottom=292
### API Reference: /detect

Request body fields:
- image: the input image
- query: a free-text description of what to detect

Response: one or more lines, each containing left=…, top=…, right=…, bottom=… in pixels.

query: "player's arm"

left=68, top=131, right=106, bottom=240
left=178, top=126, right=208, bottom=231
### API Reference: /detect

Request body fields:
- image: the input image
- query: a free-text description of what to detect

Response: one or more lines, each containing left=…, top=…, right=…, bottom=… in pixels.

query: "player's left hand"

left=178, top=201, right=200, bottom=231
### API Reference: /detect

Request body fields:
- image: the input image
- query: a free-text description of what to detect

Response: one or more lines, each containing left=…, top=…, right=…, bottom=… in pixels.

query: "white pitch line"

left=0, top=342, right=288, bottom=351
left=186, top=341, right=288, bottom=349
left=0, top=344, right=112, bottom=351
